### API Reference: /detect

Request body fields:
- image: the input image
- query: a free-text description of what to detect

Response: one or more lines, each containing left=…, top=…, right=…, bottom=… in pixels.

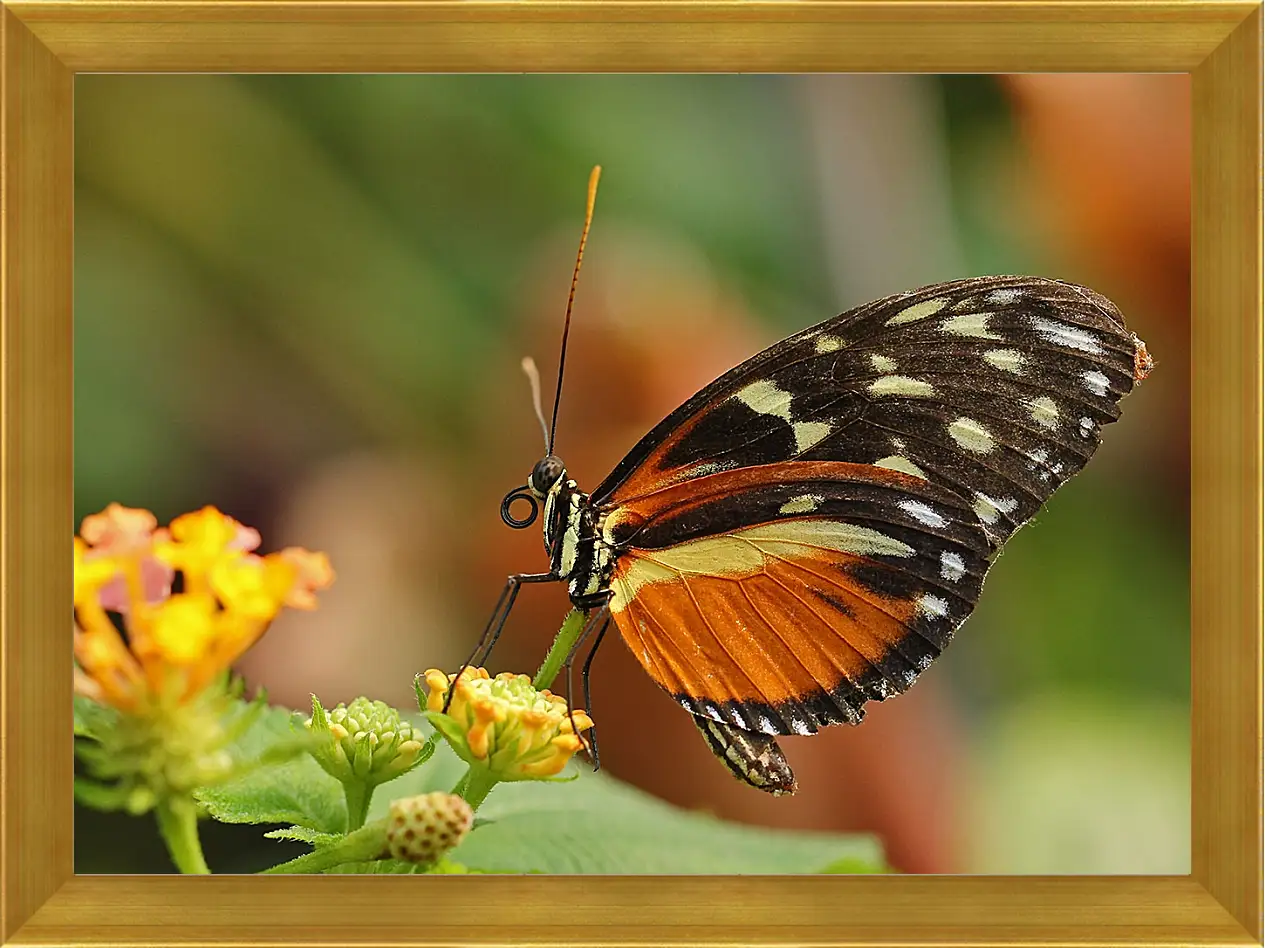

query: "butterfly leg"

left=444, top=571, right=557, bottom=713
left=556, top=601, right=612, bottom=771
left=578, top=611, right=612, bottom=771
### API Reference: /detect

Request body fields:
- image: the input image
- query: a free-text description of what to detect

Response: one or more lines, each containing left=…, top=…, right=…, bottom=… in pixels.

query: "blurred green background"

left=74, top=74, right=1190, bottom=875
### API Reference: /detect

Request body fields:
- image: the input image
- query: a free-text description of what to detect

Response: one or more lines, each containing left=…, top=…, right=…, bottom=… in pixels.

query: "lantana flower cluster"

left=74, top=503, right=333, bottom=712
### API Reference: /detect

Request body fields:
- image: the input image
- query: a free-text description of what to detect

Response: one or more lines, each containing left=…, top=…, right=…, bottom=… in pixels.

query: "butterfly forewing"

left=593, top=275, right=1146, bottom=550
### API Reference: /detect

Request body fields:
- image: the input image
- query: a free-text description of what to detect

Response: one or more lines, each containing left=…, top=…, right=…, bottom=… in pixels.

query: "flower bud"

left=306, top=696, right=427, bottom=787
left=421, top=667, right=593, bottom=782
left=386, top=792, right=474, bottom=865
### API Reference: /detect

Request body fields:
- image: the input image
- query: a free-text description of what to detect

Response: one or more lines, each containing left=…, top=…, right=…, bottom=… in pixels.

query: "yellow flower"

left=74, top=503, right=334, bottom=712
left=421, top=667, right=593, bottom=781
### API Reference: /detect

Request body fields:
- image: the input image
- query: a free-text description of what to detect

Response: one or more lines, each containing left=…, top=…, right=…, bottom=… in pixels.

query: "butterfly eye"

left=500, top=487, right=539, bottom=529
left=529, top=455, right=566, bottom=495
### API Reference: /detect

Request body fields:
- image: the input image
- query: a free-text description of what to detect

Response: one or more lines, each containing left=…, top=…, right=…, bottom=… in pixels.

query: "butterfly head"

left=499, top=454, right=568, bottom=530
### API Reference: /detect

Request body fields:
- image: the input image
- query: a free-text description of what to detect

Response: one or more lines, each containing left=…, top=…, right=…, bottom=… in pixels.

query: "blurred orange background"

left=74, top=74, right=1190, bottom=874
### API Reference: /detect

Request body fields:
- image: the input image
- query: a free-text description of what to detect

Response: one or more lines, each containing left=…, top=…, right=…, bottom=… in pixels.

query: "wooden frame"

left=3, top=2, right=1261, bottom=945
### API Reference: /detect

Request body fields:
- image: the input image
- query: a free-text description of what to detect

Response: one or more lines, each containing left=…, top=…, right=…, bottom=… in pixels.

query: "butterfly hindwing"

left=603, top=461, right=991, bottom=736
left=592, top=275, right=1149, bottom=549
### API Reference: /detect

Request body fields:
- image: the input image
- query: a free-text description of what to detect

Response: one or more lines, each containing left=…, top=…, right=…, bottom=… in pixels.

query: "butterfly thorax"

left=533, top=461, right=617, bottom=610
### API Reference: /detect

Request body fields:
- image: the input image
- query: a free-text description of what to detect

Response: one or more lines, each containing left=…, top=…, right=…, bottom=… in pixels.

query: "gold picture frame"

left=3, top=2, right=1261, bottom=944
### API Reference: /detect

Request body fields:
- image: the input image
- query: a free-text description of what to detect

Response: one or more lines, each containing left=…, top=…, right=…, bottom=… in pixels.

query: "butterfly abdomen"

left=692, top=715, right=797, bottom=795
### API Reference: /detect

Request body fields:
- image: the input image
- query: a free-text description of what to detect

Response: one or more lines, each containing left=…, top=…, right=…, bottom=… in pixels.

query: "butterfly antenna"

left=548, top=164, right=601, bottom=454
left=520, top=356, right=550, bottom=453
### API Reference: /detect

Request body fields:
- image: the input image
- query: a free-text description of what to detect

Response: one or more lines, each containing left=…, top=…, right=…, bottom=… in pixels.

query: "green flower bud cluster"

left=306, top=696, right=429, bottom=788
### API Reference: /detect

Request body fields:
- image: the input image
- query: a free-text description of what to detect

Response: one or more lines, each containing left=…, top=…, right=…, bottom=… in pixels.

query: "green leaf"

left=263, top=825, right=343, bottom=847
left=817, top=855, right=895, bottom=874
left=370, top=734, right=885, bottom=874
left=196, top=703, right=345, bottom=834
left=451, top=773, right=886, bottom=874
left=74, top=776, right=136, bottom=812
left=73, top=693, right=118, bottom=740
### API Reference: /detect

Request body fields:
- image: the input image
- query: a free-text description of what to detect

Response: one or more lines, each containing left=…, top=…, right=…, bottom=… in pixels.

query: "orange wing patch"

left=608, top=519, right=958, bottom=736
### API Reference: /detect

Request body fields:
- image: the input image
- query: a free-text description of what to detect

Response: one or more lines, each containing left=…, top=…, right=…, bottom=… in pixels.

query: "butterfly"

left=466, top=166, right=1153, bottom=795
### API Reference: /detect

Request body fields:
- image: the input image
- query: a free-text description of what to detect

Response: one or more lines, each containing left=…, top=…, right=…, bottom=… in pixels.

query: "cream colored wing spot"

left=983, top=348, right=1026, bottom=375
left=886, top=297, right=949, bottom=326
left=815, top=334, right=844, bottom=353
left=940, top=312, right=1002, bottom=340
left=1027, top=395, right=1060, bottom=430
left=793, top=421, right=832, bottom=453
left=779, top=494, right=823, bottom=515
left=734, top=379, right=832, bottom=453
left=947, top=417, right=995, bottom=454
left=874, top=454, right=928, bottom=480
left=867, top=376, right=936, bottom=398
left=734, top=379, right=793, bottom=421
left=869, top=353, right=898, bottom=373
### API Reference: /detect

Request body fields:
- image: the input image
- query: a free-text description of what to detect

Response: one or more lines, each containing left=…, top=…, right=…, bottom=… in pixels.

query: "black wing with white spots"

left=592, top=275, right=1150, bottom=551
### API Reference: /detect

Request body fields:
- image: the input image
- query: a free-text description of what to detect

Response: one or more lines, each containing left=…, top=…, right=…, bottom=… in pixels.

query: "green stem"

left=459, top=767, right=500, bottom=811
left=449, top=771, right=471, bottom=798
left=533, top=608, right=588, bottom=692
left=155, top=796, right=210, bottom=874
left=343, top=781, right=373, bottom=832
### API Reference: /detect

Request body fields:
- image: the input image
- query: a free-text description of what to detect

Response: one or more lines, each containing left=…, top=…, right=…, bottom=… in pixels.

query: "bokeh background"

left=74, top=74, right=1190, bottom=875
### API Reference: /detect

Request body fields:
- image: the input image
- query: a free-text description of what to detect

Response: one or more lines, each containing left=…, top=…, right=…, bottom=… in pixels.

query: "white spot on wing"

left=947, top=417, right=995, bottom=454
left=899, top=500, right=948, bottom=528
left=973, top=492, right=1018, bottom=525
left=940, top=552, right=966, bottom=581
left=887, top=297, right=949, bottom=326
left=875, top=455, right=928, bottom=479
left=918, top=594, right=949, bottom=618
left=870, top=353, right=898, bottom=372
left=1032, top=316, right=1104, bottom=354
left=1028, top=395, right=1060, bottom=429
left=987, top=287, right=1023, bottom=304
left=1079, top=416, right=1095, bottom=438
left=984, top=348, right=1026, bottom=375
left=1083, top=370, right=1110, bottom=396
left=941, top=312, right=1002, bottom=339
left=867, top=376, right=936, bottom=398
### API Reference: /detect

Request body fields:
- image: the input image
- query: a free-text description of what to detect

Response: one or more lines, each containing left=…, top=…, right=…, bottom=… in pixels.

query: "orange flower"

left=73, top=504, right=334, bottom=711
